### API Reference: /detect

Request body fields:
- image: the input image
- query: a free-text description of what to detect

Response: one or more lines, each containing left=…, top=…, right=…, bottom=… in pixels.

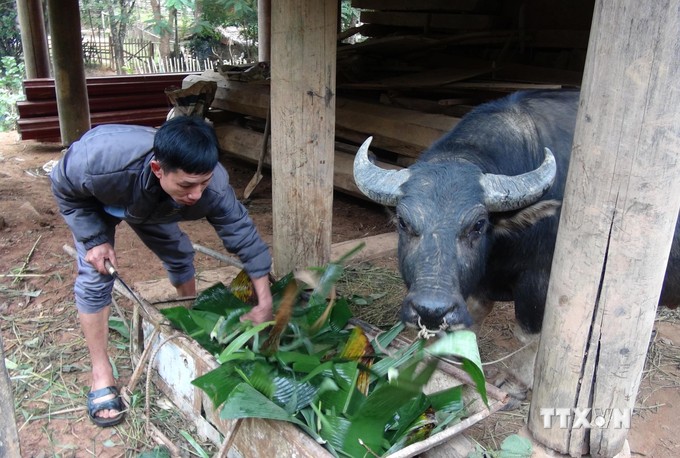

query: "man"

left=50, top=116, right=273, bottom=427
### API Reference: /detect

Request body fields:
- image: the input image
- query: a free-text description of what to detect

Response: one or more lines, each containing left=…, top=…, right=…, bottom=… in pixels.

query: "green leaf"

left=191, top=364, right=242, bottom=408
left=108, top=316, right=129, bottom=340
left=160, top=306, right=222, bottom=355
left=370, top=338, right=425, bottom=378
left=179, top=430, right=210, bottom=458
left=138, top=446, right=172, bottom=458
left=193, top=282, right=250, bottom=314
left=426, top=330, right=488, bottom=406
left=219, top=383, right=305, bottom=427
left=385, top=392, right=431, bottom=443
left=371, top=321, right=405, bottom=354
left=216, top=321, right=272, bottom=363
left=275, top=351, right=321, bottom=373
left=499, top=434, right=533, bottom=458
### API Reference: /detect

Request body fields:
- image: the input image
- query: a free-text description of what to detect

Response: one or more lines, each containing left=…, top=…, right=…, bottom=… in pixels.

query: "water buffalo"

left=353, top=89, right=680, bottom=392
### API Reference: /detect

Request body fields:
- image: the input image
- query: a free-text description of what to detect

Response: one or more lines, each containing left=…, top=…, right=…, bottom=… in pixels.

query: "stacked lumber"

left=337, top=0, right=591, bottom=108
left=197, top=1, right=593, bottom=197
left=17, top=73, right=192, bottom=141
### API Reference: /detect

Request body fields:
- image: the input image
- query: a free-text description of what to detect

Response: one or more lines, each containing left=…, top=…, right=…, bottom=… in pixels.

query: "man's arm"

left=240, top=275, right=273, bottom=324
left=50, top=149, right=112, bottom=250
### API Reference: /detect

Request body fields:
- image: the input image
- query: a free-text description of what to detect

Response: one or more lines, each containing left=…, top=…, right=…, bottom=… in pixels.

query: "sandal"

left=87, top=385, right=126, bottom=427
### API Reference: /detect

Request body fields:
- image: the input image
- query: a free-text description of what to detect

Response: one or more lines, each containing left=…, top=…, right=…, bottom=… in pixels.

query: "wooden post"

left=257, top=0, right=271, bottom=62
left=270, top=0, right=337, bottom=275
left=15, top=0, right=51, bottom=78
left=0, top=332, right=21, bottom=457
left=46, top=0, right=90, bottom=145
left=527, top=1, right=680, bottom=456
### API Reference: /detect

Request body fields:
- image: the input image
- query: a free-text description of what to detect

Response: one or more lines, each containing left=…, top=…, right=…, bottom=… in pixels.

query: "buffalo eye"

left=397, top=215, right=408, bottom=232
left=470, top=218, right=487, bottom=237
left=396, top=215, right=416, bottom=236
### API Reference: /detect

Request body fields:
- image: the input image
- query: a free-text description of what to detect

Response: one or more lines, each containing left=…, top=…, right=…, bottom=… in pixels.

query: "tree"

left=107, top=0, right=136, bottom=74
left=0, top=1, right=22, bottom=59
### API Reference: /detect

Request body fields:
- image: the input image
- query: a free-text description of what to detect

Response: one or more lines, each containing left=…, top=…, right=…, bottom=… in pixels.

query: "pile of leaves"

left=160, top=247, right=488, bottom=457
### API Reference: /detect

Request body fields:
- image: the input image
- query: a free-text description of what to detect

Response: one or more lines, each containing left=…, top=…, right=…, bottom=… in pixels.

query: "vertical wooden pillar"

left=528, top=1, right=680, bottom=457
left=0, top=332, right=21, bottom=457
left=16, top=0, right=50, bottom=78
left=270, top=0, right=337, bottom=275
left=257, top=0, right=271, bottom=62
left=46, top=0, right=90, bottom=145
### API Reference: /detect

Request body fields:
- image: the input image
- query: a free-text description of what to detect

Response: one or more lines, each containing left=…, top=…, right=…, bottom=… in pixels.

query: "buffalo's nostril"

left=404, top=296, right=450, bottom=329
left=403, top=293, right=473, bottom=330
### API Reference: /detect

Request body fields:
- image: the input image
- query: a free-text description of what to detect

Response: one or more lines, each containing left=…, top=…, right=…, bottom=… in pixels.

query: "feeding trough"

left=126, top=240, right=509, bottom=457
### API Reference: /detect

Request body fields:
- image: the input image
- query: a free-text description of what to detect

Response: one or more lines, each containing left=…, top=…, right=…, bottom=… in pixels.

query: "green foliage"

left=470, top=434, right=533, bottom=458
left=202, top=0, right=258, bottom=45
left=0, top=1, right=21, bottom=59
left=161, top=249, right=489, bottom=457
left=340, top=0, right=360, bottom=32
left=0, top=57, right=25, bottom=132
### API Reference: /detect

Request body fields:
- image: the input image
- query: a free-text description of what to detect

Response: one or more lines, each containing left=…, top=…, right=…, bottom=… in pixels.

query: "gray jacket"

left=50, top=124, right=272, bottom=278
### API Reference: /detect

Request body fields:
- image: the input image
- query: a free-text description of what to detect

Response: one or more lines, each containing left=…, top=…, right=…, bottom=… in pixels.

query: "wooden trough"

left=126, top=234, right=509, bottom=457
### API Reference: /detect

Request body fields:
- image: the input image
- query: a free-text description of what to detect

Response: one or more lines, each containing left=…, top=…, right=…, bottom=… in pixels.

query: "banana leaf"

left=191, top=363, right=244, bottom=409
left=425, top=330, right=488, bottom=406
left=219, top=382, right=307, bottom=427
left=167, top=248, right=489, bottom=457
left=160, top=306, right=222, bottom=355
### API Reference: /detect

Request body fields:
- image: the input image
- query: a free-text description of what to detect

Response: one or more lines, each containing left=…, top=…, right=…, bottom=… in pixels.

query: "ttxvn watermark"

left=539, top=408, right=631, bottom=429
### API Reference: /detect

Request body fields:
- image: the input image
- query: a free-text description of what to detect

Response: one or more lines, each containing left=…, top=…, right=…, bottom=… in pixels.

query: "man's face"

left=151, top=160, right=213, bottom=206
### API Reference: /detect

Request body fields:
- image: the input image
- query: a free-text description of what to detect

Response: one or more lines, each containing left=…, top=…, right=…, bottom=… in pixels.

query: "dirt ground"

left=0, top=130, right=678, bottom=457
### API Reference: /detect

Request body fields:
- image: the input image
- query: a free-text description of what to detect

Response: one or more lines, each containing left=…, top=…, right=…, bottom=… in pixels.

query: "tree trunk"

left=150, top=0, right=171, bottom=59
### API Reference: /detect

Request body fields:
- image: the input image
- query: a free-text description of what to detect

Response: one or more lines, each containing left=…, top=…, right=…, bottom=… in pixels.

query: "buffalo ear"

left=491, top=199, right=561, bottom=237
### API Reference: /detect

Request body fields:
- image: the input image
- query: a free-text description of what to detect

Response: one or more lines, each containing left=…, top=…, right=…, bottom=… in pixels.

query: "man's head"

left=151, top=116, right=220, bottom=206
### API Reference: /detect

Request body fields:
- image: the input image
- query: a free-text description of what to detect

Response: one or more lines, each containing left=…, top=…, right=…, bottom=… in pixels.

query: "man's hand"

left=240, top=275, right=273, bottom=324
left=85, top=243, right=117, bottom=275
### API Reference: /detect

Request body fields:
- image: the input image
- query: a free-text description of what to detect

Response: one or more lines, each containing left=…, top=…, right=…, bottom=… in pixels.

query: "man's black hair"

left=153, top=116, right=219, bottom=174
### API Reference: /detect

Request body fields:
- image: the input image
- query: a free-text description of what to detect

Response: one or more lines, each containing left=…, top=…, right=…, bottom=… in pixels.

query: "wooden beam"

left=16, top=0, right=50, bottom=79
left=17, top=108, right=170, bottom=140
left=270, top=0, right=338, bottom=275
left=200, top=77, right=459, bottom=158
left=352, top=0, right=499, bottom=12
left=527, top=1, right=680, bottom=456
left=359, top=11, right=504, bottom=30
left=22, top=74, right=190, bottom=101
left=257, top=0, right=271, bottom=61
left=214, top=123, right=402, bottom=199
left=0, top=332, right=21, bottom=457
left=45, top=0, right=90, bottom=145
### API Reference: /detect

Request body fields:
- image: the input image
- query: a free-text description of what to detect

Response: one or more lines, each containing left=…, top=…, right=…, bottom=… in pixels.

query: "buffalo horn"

left=480, top=147, right=557, bottom=212
left=353, top=137, right=411, bottom=206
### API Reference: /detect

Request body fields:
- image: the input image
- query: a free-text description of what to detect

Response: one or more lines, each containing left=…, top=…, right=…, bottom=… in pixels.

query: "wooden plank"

left=17, top=107, right=169, bottom=140
left=194, top=74, right=459, bottom=157
left=491, top=63, right=583, bottom=87
left=352, top=0, right=499, bottom=13
left=23, top=73, right=192, bottom=87
left=360, top=11, right=504, bottom=30
left=270, top=0, right=338, bottom=275
left=214, top=123, right=404, bottom=200
left=0, top=332, right=21, bottom=458
left=340, top=59, right=495, bottom=89
left=17, top=93, right=171, bottom=118
left=23, top=79, right=186, bottom=101
left=335, top=98, right=458, bottom=156
left=527, top=1, right=680, bottom=456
